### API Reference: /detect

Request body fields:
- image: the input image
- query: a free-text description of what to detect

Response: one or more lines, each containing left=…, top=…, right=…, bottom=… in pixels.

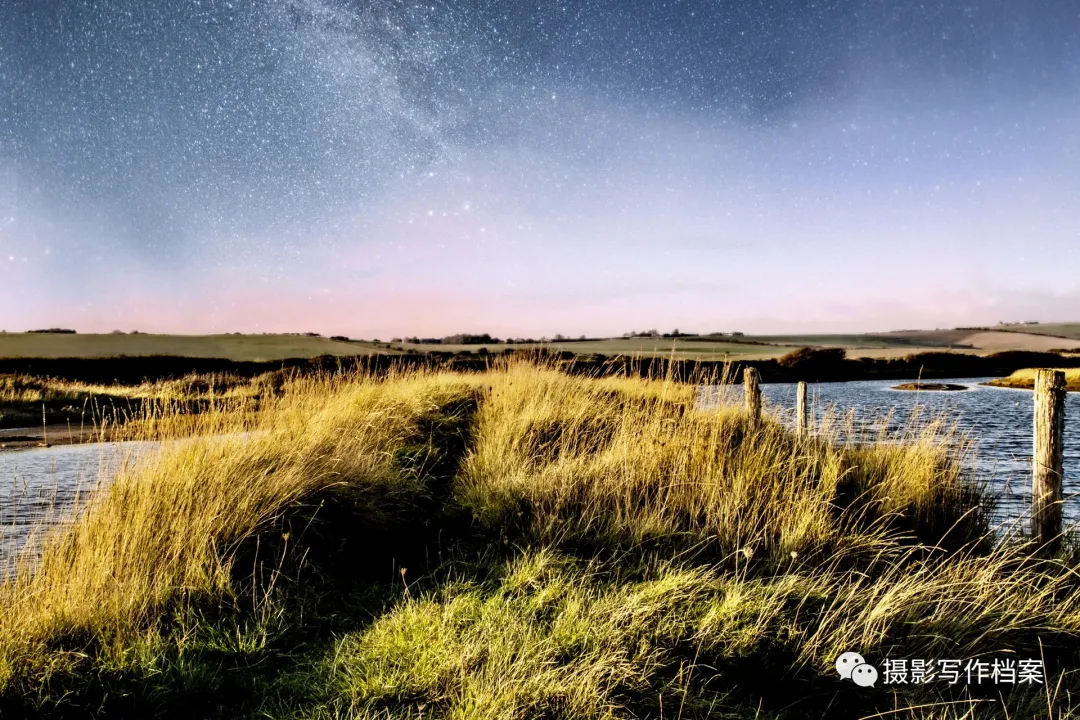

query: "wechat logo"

left=836, top=651, right=878, bottom=688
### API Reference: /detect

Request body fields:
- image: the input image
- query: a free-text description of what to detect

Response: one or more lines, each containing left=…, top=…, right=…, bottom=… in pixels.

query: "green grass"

left=1, top=361, right=1079, bottom=719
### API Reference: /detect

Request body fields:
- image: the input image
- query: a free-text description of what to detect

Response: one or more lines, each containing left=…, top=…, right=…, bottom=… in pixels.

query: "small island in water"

left=892, top=382, right=969, bottom=391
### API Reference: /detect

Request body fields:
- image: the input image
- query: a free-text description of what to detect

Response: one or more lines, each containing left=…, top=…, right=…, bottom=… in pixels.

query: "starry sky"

left=2, top=0, right=1078, bottom=337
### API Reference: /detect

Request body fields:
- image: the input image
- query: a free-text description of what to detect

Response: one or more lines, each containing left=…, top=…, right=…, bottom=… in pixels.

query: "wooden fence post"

left=796, top=381, right=808, bottom=436
left=744, top=367, right=761, bottom=426
left=1032, top=369, right=1066, bottom=551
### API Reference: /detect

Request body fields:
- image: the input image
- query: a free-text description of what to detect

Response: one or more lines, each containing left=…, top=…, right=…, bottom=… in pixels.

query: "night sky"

left=2, top=0, right=1078, bottom=336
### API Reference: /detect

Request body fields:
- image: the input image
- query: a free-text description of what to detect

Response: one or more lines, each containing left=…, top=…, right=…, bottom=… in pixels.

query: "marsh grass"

left=456, top=364, right=987, bottom=565
left=986, top=368, right=1080, bottom=391
left=0, top=360, right=1078, bottom=719
left=0, top=370, right=285, bottom=441
left=0, top=369, right=478, bottom=693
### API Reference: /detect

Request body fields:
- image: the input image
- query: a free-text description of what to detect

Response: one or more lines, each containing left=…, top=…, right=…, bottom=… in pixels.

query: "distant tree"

left=579, top=335, right=586, bottom=341
left=553, top=333, right=564, bottom=341
left=330, top=335, right=350, bottom=342
left=441, top=333, right=499, bottom=345
left=391, top=337, right=402, bottom=343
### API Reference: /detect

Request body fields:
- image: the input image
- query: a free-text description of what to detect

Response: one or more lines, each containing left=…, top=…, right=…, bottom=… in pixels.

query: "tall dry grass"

left=2, top=360, right=1079, bottom=718
left=456, top=363, right=983, bottom=564
left=0, top=368, right=478, bottom=689
left=988, top=368, right=1080, bottom=391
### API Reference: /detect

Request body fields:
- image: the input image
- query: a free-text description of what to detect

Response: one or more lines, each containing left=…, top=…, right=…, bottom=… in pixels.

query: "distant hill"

left=1, top=325, right=1077, bottom=362
left=992, top=323, right=1080, bottom=341
left=0, top=333, right=399, bottom=362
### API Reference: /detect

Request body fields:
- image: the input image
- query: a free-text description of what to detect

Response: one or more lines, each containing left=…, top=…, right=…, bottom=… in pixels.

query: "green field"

left=392, top=337, right=802, bottom=359
left=0, top=333, right=396, bottom=361
left=392, top=331, right=992, bottom=359
left=1, top=325, right=1076, bottom=363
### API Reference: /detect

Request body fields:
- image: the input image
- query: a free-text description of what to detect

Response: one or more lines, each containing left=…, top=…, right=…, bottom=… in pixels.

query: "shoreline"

left=0, top=425, right=115, bottom=451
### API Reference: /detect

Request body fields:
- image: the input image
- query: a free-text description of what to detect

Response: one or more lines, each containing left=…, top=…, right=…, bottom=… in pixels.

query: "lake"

left=1, top=377, right=1077, bottom=561
left=699, top=377, right=1080, bottom=531
left=0, top=440, right=158, bottom=561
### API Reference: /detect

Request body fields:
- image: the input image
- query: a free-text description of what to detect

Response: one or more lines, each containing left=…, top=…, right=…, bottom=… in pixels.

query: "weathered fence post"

left=1032, top=369, right=1066, bottom=551
left=744, top=367, right=761, bottom=426
left=796, top=381, right=808, bottom=436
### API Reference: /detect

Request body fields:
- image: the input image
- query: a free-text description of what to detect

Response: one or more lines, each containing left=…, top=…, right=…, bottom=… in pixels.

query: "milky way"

left=2, top=1, right=1078, bottom=335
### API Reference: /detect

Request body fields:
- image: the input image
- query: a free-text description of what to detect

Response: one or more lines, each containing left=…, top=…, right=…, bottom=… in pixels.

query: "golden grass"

left=985, top=368, right=1080, bottom=391
left=1, top=360, right=1078, bottom=718
left=0, top=371, right=266, bottom=404
left=0, top=368, right=478, bottom=688
left=456, top=364, right=977, bottom=562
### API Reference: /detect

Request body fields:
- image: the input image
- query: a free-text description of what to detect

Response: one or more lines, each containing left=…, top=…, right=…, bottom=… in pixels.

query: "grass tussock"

left=985, top=368, right=1080, bottom=390
left=456, top=365, right=983, bottom=563
left=0, top=360, right=1078, bottom=719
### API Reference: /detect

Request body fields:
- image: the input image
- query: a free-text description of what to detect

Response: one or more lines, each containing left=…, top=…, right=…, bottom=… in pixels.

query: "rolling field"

left=994, top=323, right=1080, bottom=341
left=2, top=326, right=1078, bottom=363
left=393, top=337, right=802, bottom=359
left=960, top=330, right=1080, bottom=352
left=0, top=333, right=399, bottom=361
left=401, top=328, right=1080, bottom=359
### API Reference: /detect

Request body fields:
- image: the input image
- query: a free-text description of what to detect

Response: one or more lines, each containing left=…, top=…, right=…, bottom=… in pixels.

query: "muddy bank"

left=0, top=425, right=114, bottom=450
left=892, top=382, right=969, bottom=391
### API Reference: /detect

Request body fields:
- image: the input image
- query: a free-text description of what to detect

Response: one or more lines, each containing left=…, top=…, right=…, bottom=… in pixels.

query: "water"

left=698, top=377, right=1080, bottom=533
left=0, top=441, right=158, bottom=561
